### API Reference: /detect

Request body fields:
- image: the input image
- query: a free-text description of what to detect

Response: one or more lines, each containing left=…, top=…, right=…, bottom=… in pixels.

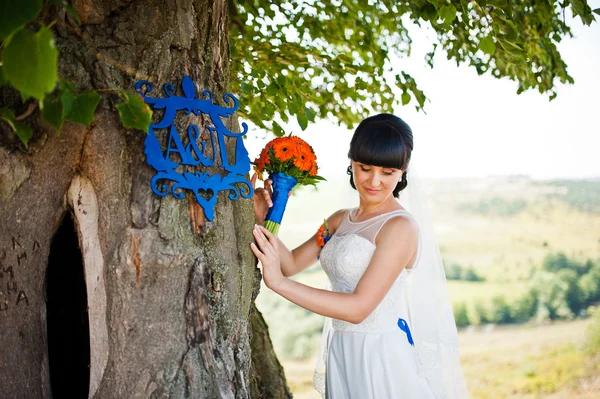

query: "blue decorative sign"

left=135, top=76, right=253, bottom=221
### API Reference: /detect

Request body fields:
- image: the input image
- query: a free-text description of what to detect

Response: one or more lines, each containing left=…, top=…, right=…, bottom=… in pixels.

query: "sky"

left=244, top=9, right=600, bottom=180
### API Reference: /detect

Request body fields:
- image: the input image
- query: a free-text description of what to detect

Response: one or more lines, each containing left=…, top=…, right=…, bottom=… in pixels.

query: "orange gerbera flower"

left=260, top=147, right=271, bottom=164
left=291, top=137, right=310, bottom=153
left=309, top=164, right=318, bottom=176
left=316, top=223, right=327, bottom=247
left=272, top=137, right=294, bottom=161
left=253, top=145, right=272, bottom=175
left=293, top=149, right=315, bottom=172
left=316, top=219, right=330, bottom=258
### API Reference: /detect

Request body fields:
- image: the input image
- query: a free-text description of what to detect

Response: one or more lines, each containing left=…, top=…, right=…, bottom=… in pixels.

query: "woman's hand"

left=250, top=224, right=286, bottom=291
left=251, top=173, right=273, bottom=225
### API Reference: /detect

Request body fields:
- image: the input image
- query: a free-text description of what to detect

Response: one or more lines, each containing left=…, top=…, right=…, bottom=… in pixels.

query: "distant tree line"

left=444, top=262, right=485, bottom=282
left=544, top=180, right=600, bottom=214
left=457, top=197, right=528, bottom=217
left=454, top=252, right=600, bottom=328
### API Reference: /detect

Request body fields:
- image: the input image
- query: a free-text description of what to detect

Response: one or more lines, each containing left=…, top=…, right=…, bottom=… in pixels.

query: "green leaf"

left=0, top=107, right=34, bottom=148
left=2, top=25, right=58, bottom=100
left=594, top=8, right=600, bottom=16
left=479, top=36, right=496, bottom=55
left=401, top=92, right=411, bottom=105
left=272, top=121, right=285, bottom=137
left=42, top=96, right=64, bottom=132
left=297, top=112, right=308, bottom=131
left=59, top=79, right=76, bottom=93
left=304, top=106, right=316, bottom=122
left=438, top=5, right=457, bottom=24
left=60, top=89, right=75, bottom=118
left=65, top=91, right=101, bottom=125
left=116, top=91, right=152, bottom=131
left=241, top=82, right=252, bottom=94
left=267, top=83, right=278, bottom=97
left=0, top=0, right=43, bottom=40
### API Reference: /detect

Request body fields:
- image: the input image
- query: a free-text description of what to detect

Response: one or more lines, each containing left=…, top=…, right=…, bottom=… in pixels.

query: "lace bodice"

left=319, top=208, right=415, bottom=333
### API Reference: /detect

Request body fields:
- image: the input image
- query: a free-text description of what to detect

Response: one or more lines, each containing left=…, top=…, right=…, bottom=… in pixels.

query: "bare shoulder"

left=326, top=208, right=349, bottom=234
left=376, top=214, right=419, bottom=247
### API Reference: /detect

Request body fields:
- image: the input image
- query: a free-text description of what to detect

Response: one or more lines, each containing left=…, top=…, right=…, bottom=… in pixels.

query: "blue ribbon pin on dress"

left=397, top=318, right=414, bottom=346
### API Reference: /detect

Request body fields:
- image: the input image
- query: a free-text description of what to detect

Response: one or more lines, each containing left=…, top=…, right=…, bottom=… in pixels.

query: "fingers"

left=257, top=225, right=278, bottom=247
left=254, top=187, right=273, bottom=208
left=252, top=176, right=273, bottom=207
left=249, top=242, right=264, bottom=262
left=265, top=179, right=273, bottom=196
left=253, top=224, right=275, bottom=255
left=266, top=190, right=273, bottom=207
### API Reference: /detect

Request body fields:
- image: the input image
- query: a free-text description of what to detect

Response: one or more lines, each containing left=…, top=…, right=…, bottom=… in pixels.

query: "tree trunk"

left=0, top=1, right=291, bottom=397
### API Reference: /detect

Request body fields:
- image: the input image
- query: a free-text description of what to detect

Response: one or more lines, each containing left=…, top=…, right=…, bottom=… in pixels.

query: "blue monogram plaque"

left=135, top=76, right=253, bottom=221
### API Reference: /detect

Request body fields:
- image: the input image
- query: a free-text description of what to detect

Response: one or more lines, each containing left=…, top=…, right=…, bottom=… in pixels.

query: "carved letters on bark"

left=0, top=238, right=39, bottom=313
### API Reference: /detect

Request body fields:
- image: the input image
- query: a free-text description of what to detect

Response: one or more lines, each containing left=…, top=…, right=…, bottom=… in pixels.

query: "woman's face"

left=351, top=160, right=402, bottom=203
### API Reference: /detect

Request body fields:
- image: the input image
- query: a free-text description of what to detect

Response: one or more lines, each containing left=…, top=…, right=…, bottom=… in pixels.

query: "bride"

left=250, top=113, right=469, bottom=398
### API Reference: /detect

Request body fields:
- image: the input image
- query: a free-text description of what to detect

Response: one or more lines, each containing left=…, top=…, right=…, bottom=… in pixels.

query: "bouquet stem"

left=264, top=220, right=281, bottom=236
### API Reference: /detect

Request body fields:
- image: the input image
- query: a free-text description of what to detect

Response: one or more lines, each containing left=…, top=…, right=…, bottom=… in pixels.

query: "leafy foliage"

left=41, top=96, right=63, bottom=131
left=463, top=254, right=600, bottom=327
left=231, top=0, right=597, bottom=132
left=0, top=0, right=43, bottom=40
left=489, top=295, right=513, bottom=324
left=116, top=92, right=153, bottom=131
left=63, top=91, right=101, bottom=126
left=0, top=108, right=33, bottom=148
left=2, top=25, right=58, bottom=101
left=453, top=302, right=470, bottom=328
left=0, top=1, right=152, bottom=148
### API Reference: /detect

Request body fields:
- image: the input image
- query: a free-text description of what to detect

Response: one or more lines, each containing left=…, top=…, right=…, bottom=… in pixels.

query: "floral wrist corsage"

left=316, top=219, right=331, bottom=259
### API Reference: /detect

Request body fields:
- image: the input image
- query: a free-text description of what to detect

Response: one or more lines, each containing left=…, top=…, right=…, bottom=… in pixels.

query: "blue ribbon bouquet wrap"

left=264, top=173, right=298, bottom=235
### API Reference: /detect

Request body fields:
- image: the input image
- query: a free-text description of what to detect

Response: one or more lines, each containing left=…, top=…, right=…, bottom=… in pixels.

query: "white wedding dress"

left=314, top=208, right=435, bottom=399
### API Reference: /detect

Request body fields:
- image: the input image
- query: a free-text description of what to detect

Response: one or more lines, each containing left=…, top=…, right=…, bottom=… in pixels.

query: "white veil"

left=313, top=164, right=469, bottom=399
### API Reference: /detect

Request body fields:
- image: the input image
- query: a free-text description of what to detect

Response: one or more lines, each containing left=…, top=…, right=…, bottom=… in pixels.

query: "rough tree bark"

left=0, top=1, right=292, bottom=398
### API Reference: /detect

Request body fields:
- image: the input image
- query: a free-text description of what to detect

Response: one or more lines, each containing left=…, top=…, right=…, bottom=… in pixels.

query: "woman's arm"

left=251, top=215, right=418, bottom=323
left=277, top=209, right=346, bottom=277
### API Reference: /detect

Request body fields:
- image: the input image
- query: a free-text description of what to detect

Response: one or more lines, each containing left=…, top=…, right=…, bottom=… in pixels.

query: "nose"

left=370, top=172, right=381, bottom=187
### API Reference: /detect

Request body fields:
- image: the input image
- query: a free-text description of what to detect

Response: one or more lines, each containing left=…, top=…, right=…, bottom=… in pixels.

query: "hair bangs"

left=348, top=121, right=408, bottom=171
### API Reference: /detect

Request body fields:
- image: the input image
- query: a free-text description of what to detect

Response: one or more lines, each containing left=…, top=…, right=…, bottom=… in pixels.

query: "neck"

left=356, top=196, right=398, bottom=217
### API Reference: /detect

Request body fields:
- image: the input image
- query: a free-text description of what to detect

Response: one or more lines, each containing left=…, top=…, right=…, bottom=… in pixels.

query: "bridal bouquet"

left=253, top=135, right=325, bottom=235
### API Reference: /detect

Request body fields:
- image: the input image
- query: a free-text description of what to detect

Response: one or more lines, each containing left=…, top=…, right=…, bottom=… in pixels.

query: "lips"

left=364, top=188, right=380, bottom=194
